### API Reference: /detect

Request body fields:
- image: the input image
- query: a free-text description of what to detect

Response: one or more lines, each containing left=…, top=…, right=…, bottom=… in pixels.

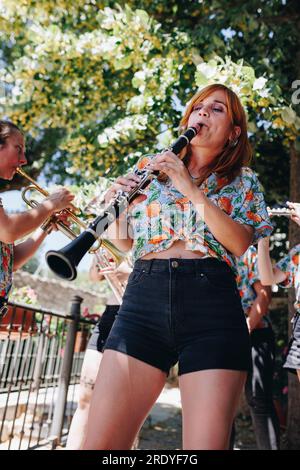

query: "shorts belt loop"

left=146, top=259, right=153, bottom=274
left=193, top=259, right=198, bottom=276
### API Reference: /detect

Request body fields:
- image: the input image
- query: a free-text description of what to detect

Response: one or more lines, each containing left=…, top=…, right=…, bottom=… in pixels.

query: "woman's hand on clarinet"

left=148, top=151, right=196, bottom=198
left=104, top=173, right=145, bottom=206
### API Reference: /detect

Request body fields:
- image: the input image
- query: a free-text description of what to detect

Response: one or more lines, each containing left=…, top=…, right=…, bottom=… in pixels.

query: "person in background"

left=230, top=245, right=280, bottom=450
left=0, top=120, right=74, bottom=317
left=258, top=203, right=300, bottom=382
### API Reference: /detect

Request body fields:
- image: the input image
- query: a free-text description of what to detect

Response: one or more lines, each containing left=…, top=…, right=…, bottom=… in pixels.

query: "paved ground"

left=138, top=385, right=257, bottom=450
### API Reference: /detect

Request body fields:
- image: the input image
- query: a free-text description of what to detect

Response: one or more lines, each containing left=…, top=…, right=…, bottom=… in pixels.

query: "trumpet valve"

left=267, top=206, right=293, bottom=216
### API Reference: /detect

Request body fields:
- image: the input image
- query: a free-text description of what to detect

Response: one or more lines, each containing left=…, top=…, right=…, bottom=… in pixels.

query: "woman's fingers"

left=149, top=161, right=178, bottom=173
left=152, top=151, right=178, bottom=164
left=104, top=173, right=141, bottom=204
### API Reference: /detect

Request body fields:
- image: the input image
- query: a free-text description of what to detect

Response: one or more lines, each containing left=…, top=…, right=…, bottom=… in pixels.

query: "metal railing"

left=0, top=296, right=95, bottom=450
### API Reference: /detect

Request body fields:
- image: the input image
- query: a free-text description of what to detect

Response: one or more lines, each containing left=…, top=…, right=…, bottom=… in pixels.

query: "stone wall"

left=12, top=271, right=106, bottom=316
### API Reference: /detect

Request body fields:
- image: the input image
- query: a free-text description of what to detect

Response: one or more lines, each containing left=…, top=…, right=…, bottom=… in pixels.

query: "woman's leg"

left=179, top=369, right=246, bottom=450
left=66, top=349, right=102, bottom=449
left=245, top=329, right=280, bottom=450
left=82, top=350, right=166, bottom=449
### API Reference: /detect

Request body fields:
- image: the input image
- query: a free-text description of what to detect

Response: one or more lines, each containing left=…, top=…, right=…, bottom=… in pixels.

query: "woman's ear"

left=230, top=126, right=241, bottom=141
left=227, top=126, right=241, bottom=148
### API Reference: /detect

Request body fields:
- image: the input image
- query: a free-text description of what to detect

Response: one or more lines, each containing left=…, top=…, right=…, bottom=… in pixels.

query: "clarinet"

left=46, top=123, right=201, bottom=280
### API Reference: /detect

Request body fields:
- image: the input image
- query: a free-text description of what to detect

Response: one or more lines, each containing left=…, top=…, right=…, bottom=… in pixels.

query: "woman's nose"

left=198, top=107, right=209, bottom=117
left=19, top=152, right=27, bottom=166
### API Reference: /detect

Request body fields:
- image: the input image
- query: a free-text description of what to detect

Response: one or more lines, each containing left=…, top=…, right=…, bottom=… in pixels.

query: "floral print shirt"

left=128, top=157, right=273, bottom=274
left=0, top=197, right=14, bottom=299
left=236, top=245, right=269, bottom=327
left=277, top=244, right=300, bottom=313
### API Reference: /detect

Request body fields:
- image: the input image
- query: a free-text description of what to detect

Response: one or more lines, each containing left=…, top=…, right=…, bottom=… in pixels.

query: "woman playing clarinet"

left=82, top=84, right=273, bottom=450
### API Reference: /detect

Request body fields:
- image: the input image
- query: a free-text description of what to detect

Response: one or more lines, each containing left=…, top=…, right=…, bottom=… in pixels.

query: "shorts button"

left=171, top=261, right=179, bottom=268
left=200, top=273, right=204, bottom=277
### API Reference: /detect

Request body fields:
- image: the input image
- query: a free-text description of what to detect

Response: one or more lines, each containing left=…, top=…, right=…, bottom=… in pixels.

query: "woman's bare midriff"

left=140, top=240, right=207, bottom=260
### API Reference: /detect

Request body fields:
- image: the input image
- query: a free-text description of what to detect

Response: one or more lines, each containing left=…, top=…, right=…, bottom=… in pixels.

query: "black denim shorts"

left=104, top=258, right=252, bottom=375
left=87, top=305, right=120, bottom=352
left=283, top=312, right=300, bottom=374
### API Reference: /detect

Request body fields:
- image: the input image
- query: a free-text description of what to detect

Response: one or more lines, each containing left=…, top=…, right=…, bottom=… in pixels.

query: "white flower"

left=97, top=133, right=109, bottom=145
left=253, top=77, right=267, bottom=91
left=197, top=62, right=217, bottom=79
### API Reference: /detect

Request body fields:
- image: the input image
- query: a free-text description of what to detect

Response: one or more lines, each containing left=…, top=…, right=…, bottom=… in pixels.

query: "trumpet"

left=267, top=205, right=294, bottom=217
left=17, top=167, right=126, bottom=280
left=16, top=167, right=87, bottom=240
left=93, top=248, right=131, bottom=304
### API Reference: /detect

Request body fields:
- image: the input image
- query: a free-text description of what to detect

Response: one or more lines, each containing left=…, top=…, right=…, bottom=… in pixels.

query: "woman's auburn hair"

left=159, top=84, right=252, bottom=188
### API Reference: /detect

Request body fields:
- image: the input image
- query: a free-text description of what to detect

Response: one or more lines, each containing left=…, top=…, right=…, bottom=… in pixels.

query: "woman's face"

left=0, top=131, right=26, bottom=180
left=187, top=89, right=239, bottom=154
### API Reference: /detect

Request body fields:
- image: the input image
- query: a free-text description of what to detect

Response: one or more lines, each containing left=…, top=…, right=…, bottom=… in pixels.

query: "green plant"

left=10, top=285, right=39, bottom=306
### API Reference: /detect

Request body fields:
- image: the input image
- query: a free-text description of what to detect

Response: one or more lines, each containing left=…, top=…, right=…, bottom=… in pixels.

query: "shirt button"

left=200, top=273, right=204, bottom=277
left=171, top=261, right=179, bottom=268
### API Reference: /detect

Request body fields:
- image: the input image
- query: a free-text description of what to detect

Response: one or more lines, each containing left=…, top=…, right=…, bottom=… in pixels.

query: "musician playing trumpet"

left=258, top=204, right=300, bottom=382
left=0, top=120, right=74, bottom=313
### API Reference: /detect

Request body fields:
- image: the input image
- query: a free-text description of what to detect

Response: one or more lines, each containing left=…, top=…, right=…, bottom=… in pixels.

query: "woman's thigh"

left=83, top=350, right=166, bottom=450
left=78, top=349, right=103, bottom=404
left=179, top=369, right=247, bottom=450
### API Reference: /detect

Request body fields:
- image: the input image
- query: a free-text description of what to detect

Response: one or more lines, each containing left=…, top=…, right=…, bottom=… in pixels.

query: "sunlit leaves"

left=195, top=55, right=299, bottom=141
left=0, top=2, right=193, bottom=181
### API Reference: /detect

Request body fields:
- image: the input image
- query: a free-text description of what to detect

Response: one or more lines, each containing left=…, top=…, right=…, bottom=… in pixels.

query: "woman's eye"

left=193, top=106, right=224, bottom=113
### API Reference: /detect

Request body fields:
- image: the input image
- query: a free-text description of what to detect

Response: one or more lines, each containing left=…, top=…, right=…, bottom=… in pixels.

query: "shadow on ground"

left=138, top=409, right=258, bottom=450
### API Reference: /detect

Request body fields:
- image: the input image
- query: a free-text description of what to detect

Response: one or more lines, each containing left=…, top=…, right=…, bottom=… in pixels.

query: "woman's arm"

left=148, top=152, right=253, bottom=257
left=257, top=237, right=286, bottom=285
left=103, top=212, right=134, bottom=253
left=13, top=228, right=48, bottom=271
left=101, top=173, right=145, bottom=253
left=246, top=281, right=272, bottom=333
left=188, top=188, right=253, bottom=257
left=0, top=188, right=74, bottom=244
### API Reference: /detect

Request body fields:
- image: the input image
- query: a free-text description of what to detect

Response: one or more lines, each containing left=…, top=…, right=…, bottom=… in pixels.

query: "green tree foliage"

left=0, top=1, right=299, bottom=190
left=1, top=0, right=300, bottom=447
left=0, top=1, right=193, bottom=183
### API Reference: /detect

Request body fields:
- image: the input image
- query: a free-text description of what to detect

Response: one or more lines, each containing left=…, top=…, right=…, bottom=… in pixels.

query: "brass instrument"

left=94, top=248, right=129, bottom=304
left=17, top=167, right=126, bottom=281
left=16, top=167, right=87, bottom=241
left=267, top=206, right=293, bottom=217
left=84, top=191, right=131, bottom=303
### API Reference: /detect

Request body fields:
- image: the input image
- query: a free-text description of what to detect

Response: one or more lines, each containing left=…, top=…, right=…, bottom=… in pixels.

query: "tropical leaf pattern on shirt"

left=128, top=163, right=273, bottom=274
left=277, top=244, right=300, bottom=312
